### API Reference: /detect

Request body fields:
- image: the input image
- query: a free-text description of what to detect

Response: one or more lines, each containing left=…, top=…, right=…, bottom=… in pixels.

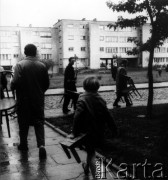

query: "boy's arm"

left=72, top=98, right=85, bottom=137
left=105, top=108, right=118, bottom=137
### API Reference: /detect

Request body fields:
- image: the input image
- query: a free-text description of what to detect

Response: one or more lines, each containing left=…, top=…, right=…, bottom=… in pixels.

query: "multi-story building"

left=141, top=24, right=168, bottom=67
left=0, top=25, right=58, bottom=73
left=53, top=19, right=140, bottom=71
left=1, top=20, right=168, bottom=73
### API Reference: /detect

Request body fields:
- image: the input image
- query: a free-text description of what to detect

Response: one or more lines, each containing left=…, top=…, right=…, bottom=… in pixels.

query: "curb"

left=44, top=120, right=68, bottom=137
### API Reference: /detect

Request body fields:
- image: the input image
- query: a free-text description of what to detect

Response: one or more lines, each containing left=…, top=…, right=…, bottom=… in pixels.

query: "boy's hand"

left=67, top=133, right=75, bottom=139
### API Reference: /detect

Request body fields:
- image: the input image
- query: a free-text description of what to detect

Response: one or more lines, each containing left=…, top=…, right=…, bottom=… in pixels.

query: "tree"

left=106, top=0, right=168, bottom=118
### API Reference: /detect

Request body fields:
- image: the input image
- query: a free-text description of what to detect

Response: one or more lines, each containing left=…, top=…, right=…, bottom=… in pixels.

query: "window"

left=68, top=35, right=74, bottom=40
left=160, top=47, right=166, bottom=53
left=99, top=25, right=104, bottom=30
left=0, top=54, right=11, bottom=60
left=81, top=36, right=86, bottom=40
left=0, top=31, right=11, bottom=36
left=154, top=48, right=160, bottom=53
left=106, top=47, right=118, bottom=53
left=155, top=47, right=166, bottom=53
left=100, top=36, right=104, bottom=41
left=81, top=47, right=86, bottom=51
left=13, top=42, right=19, bottom=47
left=67, top=24, right=74, bottom=28
left=68, top=47, right=74, bottom=51
left=59, top=25, right=62, bottom=31
left=12, top=31, right=19, bottom=35
left=14, top=54, right=19, bottom=58
left=34, top=42, right=39, bottom=47
left=118, top=27, right=132, bottom=32
left=100, top=47, right=104, bottom=52
left=33, top=31, right=39, bottom=36
left=59, top=36, right=61, bottom=43
left=119, top=37, right=127, bottom=43
left=40, top=32, right=51, bottom=38
left=80, top=25, right=85, bottom=29
left=0, top=43, right=10, bottom=49
left=104, top=26, right=110, bottom=31
left=105, top=36, right=118, bottom=42
left=119, top=47, right=132, bottom=53
left=41, top=43, right=52, bottom=49
left=42, top=54, right=52, bottom=59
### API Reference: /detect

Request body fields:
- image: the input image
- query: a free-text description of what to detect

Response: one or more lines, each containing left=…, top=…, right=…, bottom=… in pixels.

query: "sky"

left=0, top=0, right=135, bottom=27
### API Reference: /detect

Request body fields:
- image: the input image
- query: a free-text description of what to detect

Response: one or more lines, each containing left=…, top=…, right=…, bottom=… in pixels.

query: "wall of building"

left=141, top=24, right=168, bottom=67
left=1, top=20, right=168, bottom=72
left=0, top=26, right=58, bottom=73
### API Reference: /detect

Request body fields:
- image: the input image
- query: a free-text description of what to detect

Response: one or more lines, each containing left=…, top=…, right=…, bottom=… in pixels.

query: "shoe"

left=39, top=146, right=47, bottom=159
left=113, top=104, right=121, bottom=108
left=17, top=144, right=28, bottom=151
left=82, top=162, right=90, bottom=175
left=126, top=103, right=133, bottom=107
left=63, top=109, right=71, bottom=114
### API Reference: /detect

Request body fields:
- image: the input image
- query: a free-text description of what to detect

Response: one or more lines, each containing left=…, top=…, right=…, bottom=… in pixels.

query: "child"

left=68, top=76, right=117, bottom=179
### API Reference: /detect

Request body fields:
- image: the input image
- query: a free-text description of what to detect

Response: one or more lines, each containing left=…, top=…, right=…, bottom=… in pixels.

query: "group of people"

left=8, top=43, right=132, bottom=179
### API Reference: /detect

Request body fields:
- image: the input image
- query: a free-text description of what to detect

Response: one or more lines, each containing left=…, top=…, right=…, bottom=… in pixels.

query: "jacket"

left=11, top=57, right=49, bottom=117
left=64, top=64, right=76, bottom=91
left=116, top=67, right=130, bottom=92
left=72, top=92, right=117, bottom=140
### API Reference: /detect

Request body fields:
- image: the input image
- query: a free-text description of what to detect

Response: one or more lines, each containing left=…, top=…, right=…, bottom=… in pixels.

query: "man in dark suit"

left=11, top=44, right=49, bottom=159
left=63, top=57, right=78, bottom=114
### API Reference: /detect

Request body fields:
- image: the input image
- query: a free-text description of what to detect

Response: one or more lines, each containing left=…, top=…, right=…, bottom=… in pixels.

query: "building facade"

left=0, top=25, right=58, bottom=73
left=1, top=20, right=168, bottom=73
left=53, top=19, right=140, bottom=71
left=141, top=24, right=168, bottom=67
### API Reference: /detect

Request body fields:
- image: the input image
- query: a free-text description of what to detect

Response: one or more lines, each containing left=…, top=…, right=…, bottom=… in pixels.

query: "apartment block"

left=53, top=19, right=140, bottom=71
left=1, top=19, right=168, bottom=73
left=141, top=24, right=168, bottom=67
left=0, top=25, right=58, bottom=73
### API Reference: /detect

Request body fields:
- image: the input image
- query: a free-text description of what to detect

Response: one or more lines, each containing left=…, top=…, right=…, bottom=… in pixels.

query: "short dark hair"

left=69, top=57, right=75, bottom=62
left=24, top=44, right=37, bottom=57
left=83, top=76, right=100, bottom=92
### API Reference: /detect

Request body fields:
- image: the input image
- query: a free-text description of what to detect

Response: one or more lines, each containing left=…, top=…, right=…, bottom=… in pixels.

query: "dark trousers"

left=113, top=91, right=131, bottom=105
left=17, top=104, right=45, bottom=148
left=63, top=90, right=79, bottom=111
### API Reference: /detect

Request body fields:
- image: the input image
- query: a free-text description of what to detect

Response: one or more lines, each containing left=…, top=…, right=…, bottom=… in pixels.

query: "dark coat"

left=116, top=67, right=130, bottom=93
left=11, top=57, right=49, bottom=120
left=64, top=64, right=76, bottom=91
left=72, top=92, right=117, bottom=141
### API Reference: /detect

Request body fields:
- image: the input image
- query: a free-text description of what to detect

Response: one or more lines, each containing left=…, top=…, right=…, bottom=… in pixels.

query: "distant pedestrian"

left=113, top=59, right=132, bottom=107
left=68, top=76, right=117, bottom=179
left=0, top=66, right=7, bottom=99
left=11, top=44, right=49, bottom=159
left=157, top=66, right=162, bottom=77
left=62, top=57, right=78, bottom=114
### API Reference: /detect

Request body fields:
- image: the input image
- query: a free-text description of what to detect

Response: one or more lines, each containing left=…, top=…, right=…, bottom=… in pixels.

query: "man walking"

left=11, top=44, right=49, bottom=159
left=113, top=59, right=132, bottom=107
left=62, top=57, right=78, bottom=114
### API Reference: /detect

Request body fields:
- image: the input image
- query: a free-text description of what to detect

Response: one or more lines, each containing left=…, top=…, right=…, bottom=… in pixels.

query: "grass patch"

left=46, top=104, right=168, bottom=178
left=49, top=70, right=168, bottom=88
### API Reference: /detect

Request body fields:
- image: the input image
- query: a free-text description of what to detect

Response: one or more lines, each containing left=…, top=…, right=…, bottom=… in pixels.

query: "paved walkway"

left=0, top=117, right=118, bottom=180
left=1, top=82, right=168, bottom=180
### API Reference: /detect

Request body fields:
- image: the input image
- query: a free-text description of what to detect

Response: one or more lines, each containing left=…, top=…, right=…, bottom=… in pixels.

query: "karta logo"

left=95, top=158, right=168, bottom=179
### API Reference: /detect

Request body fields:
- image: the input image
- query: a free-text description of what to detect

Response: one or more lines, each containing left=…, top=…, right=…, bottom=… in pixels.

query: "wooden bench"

left=60, top=134, right=88, bottom=163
